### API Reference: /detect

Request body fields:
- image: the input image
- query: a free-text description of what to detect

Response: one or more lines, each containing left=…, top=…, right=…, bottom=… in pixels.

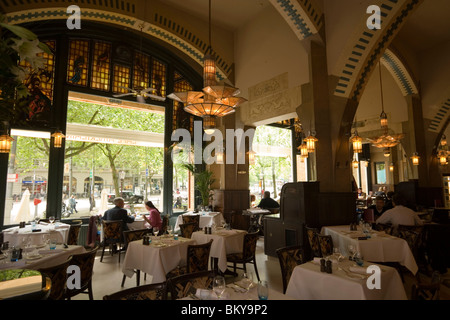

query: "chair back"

left=65, top=246, right=98, bottom=298
left=242, top=232, right=259, bottom=260
left=67, top=220, right=83, bottom=245
left=167, top=270, right=217, bottom=300
left=103, top=282, right=167, bottom=300
left=37, top=257, right=72, bottom=300
left=276, top=245, right=304, bottom=294
left=102, top=220, right=123, bottom=242
left=123, top=228, right=152, bottom=247
left=179, top=222, right=197, bottom=239
left=397, top=224, right=423, bottom=258
left=182, top=215, right=200, bottom=230
left=363, top=209, right=375, bottom=223
left=186, top=239, right=213, bottom=273
left=375, top=223, right=393, bottom=235
left=160, top=215, right=169, bottom=235
left=317, top=234, right=333, bottom=257
left=411, top=271, right=441, bottom=300
left=305, top=226, right=321, bottom=258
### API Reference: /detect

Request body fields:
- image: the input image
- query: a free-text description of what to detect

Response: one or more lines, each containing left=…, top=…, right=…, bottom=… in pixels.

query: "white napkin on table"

left=38, top=249, right=63, bottom=254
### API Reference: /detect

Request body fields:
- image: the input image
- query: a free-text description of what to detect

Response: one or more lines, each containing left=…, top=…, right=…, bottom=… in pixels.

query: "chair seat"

left=226, top=252, right=253, bottom=263
left=166, top=265, right=187, bottom=279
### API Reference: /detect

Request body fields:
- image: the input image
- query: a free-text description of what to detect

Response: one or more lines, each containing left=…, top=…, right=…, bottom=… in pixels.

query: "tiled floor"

left=73, top=237, right=449, bottom=300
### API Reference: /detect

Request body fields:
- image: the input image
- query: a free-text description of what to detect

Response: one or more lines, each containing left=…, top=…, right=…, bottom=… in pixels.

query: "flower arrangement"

left=0, top=14, right=51, bottom=123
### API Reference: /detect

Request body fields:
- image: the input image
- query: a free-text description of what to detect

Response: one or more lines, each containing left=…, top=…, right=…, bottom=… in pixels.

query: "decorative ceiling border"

left=269, top=0, right=323, bottom=41
left=333, top=0, right=423, bottom=101
left=5, top=7, right=228, bottom=81
left=428, top=98, right=450, bottom=133
left=381, top=48, right=418, bottom=96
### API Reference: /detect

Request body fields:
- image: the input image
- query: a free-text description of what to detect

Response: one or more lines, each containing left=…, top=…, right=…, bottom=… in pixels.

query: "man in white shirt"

left=375, top=193, right=423, bottom=231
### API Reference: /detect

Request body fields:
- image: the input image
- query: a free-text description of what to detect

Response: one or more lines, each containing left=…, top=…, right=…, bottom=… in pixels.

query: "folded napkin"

left=348, top=266, right=367, bottom=274
left=38, top=249, right=63, bottom=254
left=195, top=289, right=218, bottom=300
left=39, top=222, right=49, bottom=225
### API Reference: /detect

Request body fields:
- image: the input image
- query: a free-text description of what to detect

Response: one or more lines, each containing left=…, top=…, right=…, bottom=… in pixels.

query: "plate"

left=25, top=254, right=42, bottom=260
left=151, top=243, right=167, bottom=248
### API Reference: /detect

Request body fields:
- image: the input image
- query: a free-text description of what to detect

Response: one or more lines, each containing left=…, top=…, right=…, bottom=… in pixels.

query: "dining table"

left=191, top=228, right=247, bottom=274
left=321, top=225, right=418, bottom=275
left=122, top=235, right=196, bottom=284
left=0, top=245, right=86, bottom=271
left=286, top=258, right=407, bottom=300
left=174, top=212, right=225, bottom=232
left=2, top=222, right=71, bottom=248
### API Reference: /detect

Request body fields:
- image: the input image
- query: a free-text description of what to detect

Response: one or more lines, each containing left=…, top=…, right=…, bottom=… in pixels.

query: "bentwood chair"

left=103, top=282, right=167, bottom=300
left=37, top=257, right=73, bottom=300
left=100, top=220, right=123, bottom=263
left=276, top=245, right=305, bottom=294
left=182, top=215, right=200, bottom=231
left=411, top=271, right=441, bottom=300
left=179, top=222, right=197, bottom=239
left=167, top=270, right=217, bottom=300
left=160, top=215, right=169, bottom=235
left=374, top=223, right=394, bottom=235
left=67, top=220, right=83, bottom=245
left=317, top=234, right=334, bottom=257
left=65, top=246, right=99, bottom=300
left=166, top=239, right=213, bottom=279
left=305, top=226, right=322, bottom=259
left=120, top=228, right=152, bottom=287
left=397, top=224, right=426, bottom=280
left=226, top=231, right=260, bottom=282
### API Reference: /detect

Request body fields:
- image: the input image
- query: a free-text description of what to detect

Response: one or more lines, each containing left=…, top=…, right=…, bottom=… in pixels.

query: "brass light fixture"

left=248, top=150, right=256, bottom=165
left=441, top=134, right=447, bottom=147
left=350, top=129, right=363, bottom=154
left=51, top=130, right=65, bottom=148
left=168, top=0, right=247, bottom=133
left=216, top=147, right=224, bottom=164
left=352, top=154, right=359, bottom=169
left=439, top=153, right=448, bottom=166
left=304, top=131, right=318, bottom=153
left=0, top=122, right=14, bottom=154
left=299, top=143, right=309, bottom=159
left=389, top=163, right=394, bottom=172
left=367, top=62, right=404, bottom=152
left=411, top=152, right=420, bottom=166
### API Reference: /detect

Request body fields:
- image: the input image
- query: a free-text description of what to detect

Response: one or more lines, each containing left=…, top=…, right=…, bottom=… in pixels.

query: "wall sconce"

left=0, top=122, right=14, bottom=153
left=389, top=163, right=394, bottom=172
left=411, top=152, right=420, bottom=166
left=216, top=148, right=224, bottom=164
left=51, top=130, right=65, bottom=148
left=247, top=150, right=256, bottom=165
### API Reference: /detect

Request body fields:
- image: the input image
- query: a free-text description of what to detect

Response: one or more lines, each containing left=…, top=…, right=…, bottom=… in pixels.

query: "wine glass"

left=257, top=281, right=269, bottom=300
left=242, top=272, right=254, bottom=292
left=333, top=247, right=342, bottom=262
left=167, top=225, right=173, bottom=236
left=153, top=227, right=159, bottom=237
left=348, top=244, right=356, bottom=261
left=354, top=252, right=364, bottom=267
left=1, top=243, right=10, bottom=264
left=213, top=276, right=226, bottom=300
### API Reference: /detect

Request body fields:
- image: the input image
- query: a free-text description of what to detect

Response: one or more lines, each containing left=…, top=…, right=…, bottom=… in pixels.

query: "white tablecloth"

left=174, top=212, right=225, bottom=232
left=127, top=218, right=147, bottom=231
left=191, top=229, right=246, bottom=273
left=122, top=237, right=196, bottom=284
left=0, top=245, right=85, bottom=270
left=321, top=225, right=418, bottom=275
left=286, top=260, right=407, bottom=300
left=2, top=223, right=70, bottom=248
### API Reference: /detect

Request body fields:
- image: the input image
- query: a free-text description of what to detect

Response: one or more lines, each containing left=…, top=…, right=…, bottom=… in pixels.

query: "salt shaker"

left=320, top=259, right=326, bottom=272
left=326, top=260, right=332, bottom=274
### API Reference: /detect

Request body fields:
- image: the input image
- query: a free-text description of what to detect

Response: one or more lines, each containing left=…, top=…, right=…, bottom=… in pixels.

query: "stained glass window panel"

left=133, top=52, right=150, bottom=89
left=151, top=58, right=167, bottom=99
left=113, top=65, right=131, bottom=94
left=91, top=41, right=111, bottom=91
left=67, top=40, right=89, bottom=86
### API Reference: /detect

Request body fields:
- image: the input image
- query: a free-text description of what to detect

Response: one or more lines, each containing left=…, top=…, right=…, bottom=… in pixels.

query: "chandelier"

left=367, top=62, right=404, bottom=154
left=168, top=0, right=247, bottom=134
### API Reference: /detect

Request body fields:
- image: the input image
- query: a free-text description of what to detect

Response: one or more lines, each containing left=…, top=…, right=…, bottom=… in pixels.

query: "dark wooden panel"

left=264, top=217, right=284, bottom=257
left=213, top=189, right=250, bottom=230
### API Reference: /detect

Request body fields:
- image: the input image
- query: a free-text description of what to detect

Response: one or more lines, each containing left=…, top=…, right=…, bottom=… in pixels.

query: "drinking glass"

left=167, top=225, right=173, bottom=236
left=213, top=276, right=226, bottom=300
left=354, top=252, right=364, bottom=267
left=1, top=243, right=10, bottom=263
left=333, top=247, right=341, bottom=262
left=153, top=227, right=159, bottom=237
left=348, top=244, right=356, bottom=261
left=49, top=238, right=57, bottom=250
left=257, top=281, right=269, bottom=300
left=242, top=272, right=254, bottom=292
left=49, top=216, right=55, bottom=224
left=42, top=234, right=49, bottom=246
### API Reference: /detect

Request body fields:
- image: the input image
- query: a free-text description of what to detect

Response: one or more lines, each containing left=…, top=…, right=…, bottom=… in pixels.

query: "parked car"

left=108, top=191, right=144, bottom=204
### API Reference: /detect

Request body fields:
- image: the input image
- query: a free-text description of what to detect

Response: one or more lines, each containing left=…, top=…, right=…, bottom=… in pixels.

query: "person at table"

left=375, top=193, right=423, bottom=232
left=103, top=197, right=134, bottom=231
left=368, top=196, right=388, bottom=219
left=257, top=191, right=280, bottom=210
left=143, top=201, right=162, bottom=232
left=384, top=191, right=395, bottom=210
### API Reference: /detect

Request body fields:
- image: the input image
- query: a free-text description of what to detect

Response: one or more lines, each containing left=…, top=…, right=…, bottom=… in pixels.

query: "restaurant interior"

left=0, top=0, right=449, bottom=302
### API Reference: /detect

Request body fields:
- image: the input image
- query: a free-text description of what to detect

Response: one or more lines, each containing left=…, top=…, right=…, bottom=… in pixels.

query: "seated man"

left=257, top=191, right=280, bottom=210
left=103, top=197, right=135, bottom=231
left=375, top=193, right=423, bottom=232
left=368, top=196, right=388, bottom=219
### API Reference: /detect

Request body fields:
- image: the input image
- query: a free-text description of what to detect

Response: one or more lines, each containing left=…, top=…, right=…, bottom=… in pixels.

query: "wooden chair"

left=103, top=282, right=167, bottom=300
left=396, top=224, right=425, bottom=281
left=65, top=246, right=98, bottom=300
left=179, top=222, right=197, bottom=239
left=276, top=245, right=305, bottom=294
left=166, top=239, right=213, bottom=279
left=120, top=228, right=152, bottom=287
left=67, top=220, right=83, bottom=245
left=167, top=270, right=217, bottom=300
left=374, top=223, right=393, bottom=235
left=160, top=215, right=169, bottom=235
left=305, top=226, right=321, bottom=259
left=317, top=234, right=333, bottom=257
left=226, top=232, right=260, bottom=281
left=411, top=271, right=441, bottom=300
left=37, top=257, right=73, bottom=300
left=182, top=215, right=200, bottom=231
left=100, top=220, right=123, bottom=263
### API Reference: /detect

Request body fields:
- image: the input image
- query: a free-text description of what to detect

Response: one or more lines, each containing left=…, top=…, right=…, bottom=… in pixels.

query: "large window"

left=61, top=96, right=165, bottom=219
left=375, top=162, right=387, bottom=185
left=3, top=131, right=50, bottom=226
left=249, top=125, right=293, bottom=205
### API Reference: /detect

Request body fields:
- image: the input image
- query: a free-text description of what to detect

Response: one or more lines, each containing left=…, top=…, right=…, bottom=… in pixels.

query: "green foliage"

left=182, top=164, right=215, bottom=206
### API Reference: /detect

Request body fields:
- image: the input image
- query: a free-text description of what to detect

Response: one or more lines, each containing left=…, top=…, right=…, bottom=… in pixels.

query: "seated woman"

left=143, top=201, right=162, bottom=232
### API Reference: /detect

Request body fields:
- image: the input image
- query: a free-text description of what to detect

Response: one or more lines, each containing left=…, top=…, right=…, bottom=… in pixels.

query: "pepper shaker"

left=326, top=260, right=333, bottom=274
left=320, top=259, right=326, bottom=272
